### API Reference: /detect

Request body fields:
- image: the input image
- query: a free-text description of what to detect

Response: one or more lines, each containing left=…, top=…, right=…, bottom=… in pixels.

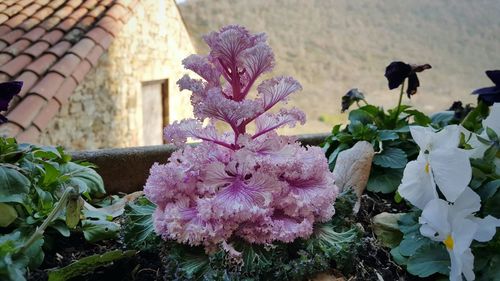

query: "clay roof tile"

left=29, top=71, right=65, bottom=100
left=6, top=95, right=46, bottom=129
left=0, top=54, right=32, bottom=77
left=33, top=99, right=61, bottom=131
left=23, top=41, right=50, bottom=57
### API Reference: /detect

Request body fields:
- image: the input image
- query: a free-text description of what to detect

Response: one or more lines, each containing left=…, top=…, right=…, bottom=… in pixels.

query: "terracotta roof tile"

left=107, top=4, right=128, bottom=21
left=16, top=126, right=41, bottom=143
left=3, top=5, right=23, bottom=17
left=23, top=41, right=50, bottom=57
left=1, top=29, right=25, bottom=44
left=2, top=39, right=31, bottom=56
left=47, top=0, right=67, bottom=9
left=68, top=38, right=95, bottom=59
left=0, top=54, right=32, bottom=77
left=0, top=0, right=138, bottom=138
left=7, top=94, right=46, bottom=129
left=69, top=7, right=88, bottom=21
left=15, top=71, right=39, bottom=97
left=21, top=27, right=45, bottom=42
left=29, top=72, right=65, bottom=100
left=39, top=15, right=62, bottom=30
left=40, top=29, right=64, bottom=45
left=0, top=73, right=9, bottom=83
left=50, top=53, right=81, bottom=76
left=46, top=41, right=71, bottom=57
left=20, top=3, right=42, bottom=17
left=54, top=77, right=77, bottom=105
left=32, top=7, right=54, bottom=21
left=0, top=15, right=9, bottom=26
left=0, top=41, right=7, bottom=51
left=0, top=122, right=23, bottom=138
left=82, top=0, right=99, bottom=9
left=97, top=16, right=122, bottom=37
left=85, top=44, right=104, bottom=66
left=4, top=14, right=29, bottom=29
left=71, top=60, right=91, bottom=83
left=25, top=53, right=57, bottom=75
left=33, top=99, right=60, bottom=130
left=0, top=53, right=13, bottom=65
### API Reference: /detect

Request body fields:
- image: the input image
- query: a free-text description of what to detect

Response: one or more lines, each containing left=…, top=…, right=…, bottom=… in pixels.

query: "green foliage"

left=323, top=104, right=425, bottom=194
left=121, top=196, right=161, bottom=251
left=47, top=250, right=136, bottom=281
left=0, top=137, right=110, bottom=281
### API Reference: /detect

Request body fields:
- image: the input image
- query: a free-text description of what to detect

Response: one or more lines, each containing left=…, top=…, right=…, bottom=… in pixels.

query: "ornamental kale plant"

left=144, top=25, right=338, bottom=252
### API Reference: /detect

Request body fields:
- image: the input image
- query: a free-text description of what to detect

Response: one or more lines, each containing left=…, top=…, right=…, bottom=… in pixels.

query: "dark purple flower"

left=341, top=88, right=365, bottom=112
left=384, top=61, right=431, bottom=98
left=0, top=81, right=23, bottom=124
left=472, top=70, right=500, bottom=105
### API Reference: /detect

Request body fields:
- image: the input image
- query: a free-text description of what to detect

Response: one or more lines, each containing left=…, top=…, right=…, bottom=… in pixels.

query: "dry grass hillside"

left=177, top=0, right=500, bottom=134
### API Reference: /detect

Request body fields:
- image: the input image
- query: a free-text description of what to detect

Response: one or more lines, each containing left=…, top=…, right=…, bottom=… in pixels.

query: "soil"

left=28, top=193, right=433, bottom=281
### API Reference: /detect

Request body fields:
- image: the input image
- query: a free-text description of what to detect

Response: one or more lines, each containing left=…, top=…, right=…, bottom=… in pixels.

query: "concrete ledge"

left=71, top=133, right=329, bottom=194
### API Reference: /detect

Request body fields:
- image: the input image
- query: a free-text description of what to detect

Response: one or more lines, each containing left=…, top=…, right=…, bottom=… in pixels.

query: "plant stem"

left=20, top=186, right=75, bottom=253
left=393, top=80, right=405, bottom=128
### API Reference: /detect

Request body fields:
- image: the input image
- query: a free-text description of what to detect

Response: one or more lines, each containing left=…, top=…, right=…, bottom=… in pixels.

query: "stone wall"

left=39, top=0, right=195, bottom=150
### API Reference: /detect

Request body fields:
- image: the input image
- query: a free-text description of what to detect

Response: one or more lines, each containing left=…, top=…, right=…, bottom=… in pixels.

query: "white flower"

left=419, top=188, right=500, bottom=281
left=398, top=125, right=472, bottom=208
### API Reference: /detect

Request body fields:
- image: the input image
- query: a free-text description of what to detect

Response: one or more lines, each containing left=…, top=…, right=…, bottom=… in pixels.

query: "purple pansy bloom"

left=384, top=61, right=431, bottom=98
left=472, top=70, right=500, bottom=105
left=0, top=81, right=22, bottom=124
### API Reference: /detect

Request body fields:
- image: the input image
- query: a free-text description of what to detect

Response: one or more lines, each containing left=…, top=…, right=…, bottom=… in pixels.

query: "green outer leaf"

left=0, top=203, right=18, bottom=227
left=372, top=212, right=403, bottom=248
left=0, top=166, right=30, bottom=204
left=477, top=179, right=500, bottom=201
left=348, top=109, right=373, bottom=124
left=47, top=250, right=136, bottom=281
left=373, top=147, right=407, bottom=168
left=405, top=109, right=431, bottom=125
left=378, top=130, right=399, bottom=141
left=122, top=197, right=160, bottom=251
left=407, top=243, right=450, bottom=277
left=59, top=163, right=105, bottom=196
left=82, top=219, right=119, bottom=243
left=430, top=111, right=454, bottom=127
left=366, top=168, right=403, bottom=193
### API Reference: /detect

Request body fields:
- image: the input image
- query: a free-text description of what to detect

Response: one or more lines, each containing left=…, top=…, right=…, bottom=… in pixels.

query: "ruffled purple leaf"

left=254, top=108, right=306, bottom=139
left=257, top=76, right=302, bottom=111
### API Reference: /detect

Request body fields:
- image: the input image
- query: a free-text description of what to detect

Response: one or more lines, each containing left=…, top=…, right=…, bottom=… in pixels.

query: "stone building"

left=0, top=0, right=195, bottom=149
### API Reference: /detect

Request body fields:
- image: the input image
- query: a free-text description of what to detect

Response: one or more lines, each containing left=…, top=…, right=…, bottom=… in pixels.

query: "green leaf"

left=47, top=250, right=135, bottom=281
left=41, top=162, right=61, bottom=186
left=373, top=147, right=407, bottom=168
left=484, top=191, right=500, bottom=218
left=122, top=197, right=160, bottom=251
left=59, top=163, right=105, bottom=196
left=348, top=109, right=373, bottom=125
left=0, top=203, right=17, bottom=227
left=407, top=243, right=450, bottom=277
left=372, top=212, right=403, bottom=248
left=82, top=219, right=119, bottom=243
left=0, top=166, right=30, bottom=204
left=65, top=197, right=82, bottom=229
left=430, top=111, right=454, bottom=127
left=405, top=109, right=431, bottom=125
left=367, top=168, right=403, bottom=193
left=477, top=179, right=500, bottom=201
left=390, top=246, right=408, bottom=265
left=378, top=130, right=399, bottom=141
left=50, top=220, right=70, bottom=237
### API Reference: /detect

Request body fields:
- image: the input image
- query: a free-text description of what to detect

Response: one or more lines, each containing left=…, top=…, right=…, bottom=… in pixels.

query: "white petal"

left=410, top=126, right=433, bottom=151
left=449, top=250, right=462, bottom=281
left=398, top=155, right=437, bottom=209
left=432, top=125, right=460, bottom=151
left=450, top=216, right=477, bottom=254
left=419, top=199, right=450, bottom=241
left=451, top=187, right=481, bottom=218
left=461, top=248, right=475, bottom=281
left=472, top=215, right=500, bottom=242
left=429, top=148, right=472, bottom=202
left=483, top=103, right=500, bottom=135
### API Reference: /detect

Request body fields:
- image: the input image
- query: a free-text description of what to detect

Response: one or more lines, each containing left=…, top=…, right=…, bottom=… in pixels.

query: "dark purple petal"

left=0, top=114, right=8, bottom=124
left=472, top=86, right=500, bottom=105
left=385, top=61, right=412, bottom=90
left=406, top=73, right=420, bottom=98
left=0, top=81, right=23, bottom=111
left=341, top=88, right=365, bottom=112
left=486, top=70, right=500, bottom=86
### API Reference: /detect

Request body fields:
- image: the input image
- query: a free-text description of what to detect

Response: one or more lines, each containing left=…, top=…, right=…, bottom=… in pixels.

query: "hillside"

left=177, top=0, right=500, bottom=134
